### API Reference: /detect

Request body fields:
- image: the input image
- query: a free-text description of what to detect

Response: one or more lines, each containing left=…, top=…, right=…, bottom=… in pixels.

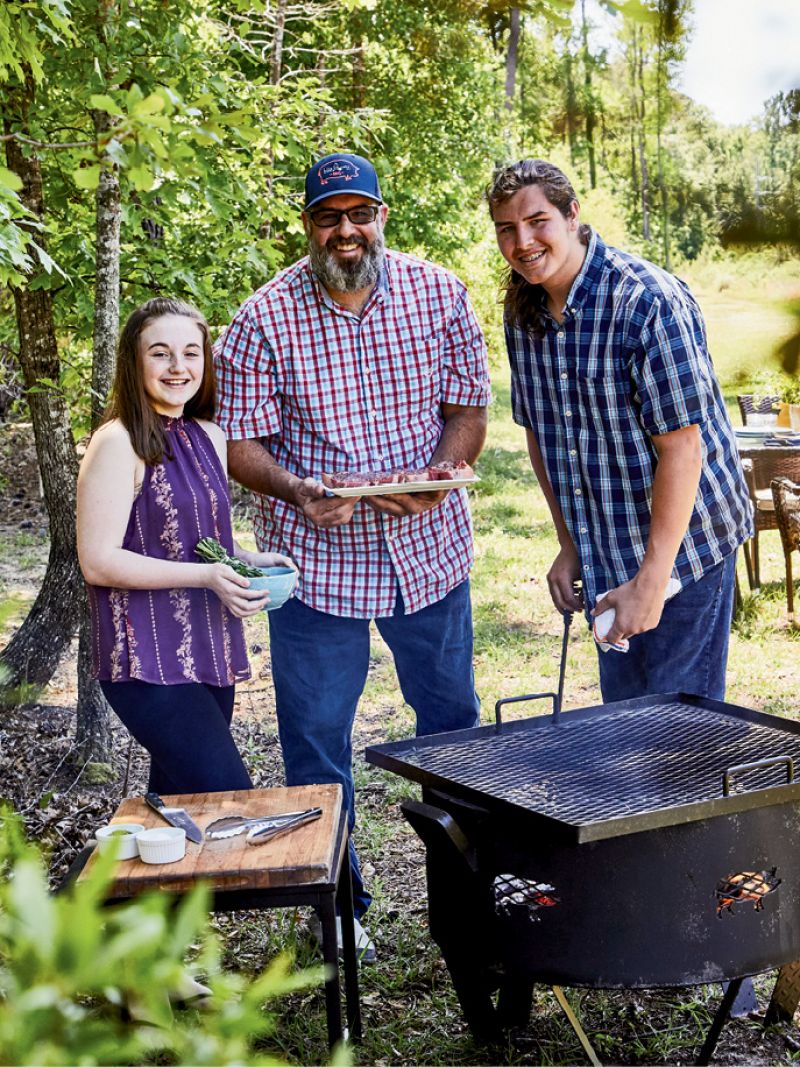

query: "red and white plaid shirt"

left=215, top=250, right=491, bottom=618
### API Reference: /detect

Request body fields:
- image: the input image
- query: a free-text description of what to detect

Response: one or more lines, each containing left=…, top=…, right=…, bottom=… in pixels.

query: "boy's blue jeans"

left=267, top=580, right=480, bottom=918
left=596, top=554, right=737, bottom=703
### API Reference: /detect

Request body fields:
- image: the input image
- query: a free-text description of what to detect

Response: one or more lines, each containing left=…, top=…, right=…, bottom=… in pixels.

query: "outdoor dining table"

left=734, top=433, right=800, bottom=589
left=72, top=783, right=362, bottom=1049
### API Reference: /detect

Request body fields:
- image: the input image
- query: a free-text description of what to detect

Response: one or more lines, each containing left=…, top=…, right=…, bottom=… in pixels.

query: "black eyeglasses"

left=308, top=205, right=380, bottom=228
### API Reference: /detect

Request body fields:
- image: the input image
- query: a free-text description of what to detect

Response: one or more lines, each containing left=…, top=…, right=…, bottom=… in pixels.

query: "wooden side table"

left=76, top=783, right=361, bottom=1048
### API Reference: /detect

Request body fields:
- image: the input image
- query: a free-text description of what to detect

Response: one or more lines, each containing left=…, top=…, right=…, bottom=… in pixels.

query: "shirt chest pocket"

left=368, top=333, right=440, bottom=417
left=572, top=351, right=640, bottom=431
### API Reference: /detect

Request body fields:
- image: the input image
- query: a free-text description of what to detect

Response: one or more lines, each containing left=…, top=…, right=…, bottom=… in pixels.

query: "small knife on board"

left=144, top=792, right=203, bottom=844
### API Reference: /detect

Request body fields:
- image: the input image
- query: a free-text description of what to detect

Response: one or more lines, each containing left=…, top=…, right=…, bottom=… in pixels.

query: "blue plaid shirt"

left=508, top=230, right=753, bottom=605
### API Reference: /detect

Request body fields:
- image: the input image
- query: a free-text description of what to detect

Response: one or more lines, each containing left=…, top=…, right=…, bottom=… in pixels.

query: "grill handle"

left=494, top=692, right=559, bottom=729
left=495, top=610, right=573, bottom=730
left=722, top=756, right=795, bottom=797
left=401, top=799, right=478, bottom=875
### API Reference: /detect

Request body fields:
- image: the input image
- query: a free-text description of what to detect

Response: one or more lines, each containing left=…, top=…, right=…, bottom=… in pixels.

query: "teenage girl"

left=78, top=297, right=293, bottom=793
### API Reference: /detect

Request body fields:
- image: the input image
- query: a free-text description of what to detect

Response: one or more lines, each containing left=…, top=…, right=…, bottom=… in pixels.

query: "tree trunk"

left=635, top=28, right=650, bottom=241
left=504, top=7, right=520, bottom=112
left=74, top=105, right=121, bottom=765
left=1, top=71, right=82, bottom=707
left=656, top=6, right=670, bottom=270
left=270, top=0, right=287, bottom=86
left=580, top=0, right=596, bottom=188
left=90, top=109, right=120, bottom=428
left=565, top=49, right=578, bottom=166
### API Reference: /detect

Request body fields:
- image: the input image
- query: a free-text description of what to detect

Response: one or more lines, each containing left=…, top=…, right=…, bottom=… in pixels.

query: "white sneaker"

left=308, top=913, right=377, bottom=965
left=170, top=975, right=212, bottom=1005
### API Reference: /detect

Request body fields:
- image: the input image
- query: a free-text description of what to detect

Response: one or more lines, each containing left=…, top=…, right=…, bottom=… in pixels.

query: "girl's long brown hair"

left=486, top=159, right=592, bottom=337
left=104, top=297, right=216, bottom=464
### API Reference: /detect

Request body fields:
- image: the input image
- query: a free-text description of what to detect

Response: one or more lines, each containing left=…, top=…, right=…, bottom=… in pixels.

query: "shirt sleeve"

left=213, top=302, right=282, bottom=441
left=631, top=290, right=713, bottom=437
left=440, top=285, right=492, bottom=407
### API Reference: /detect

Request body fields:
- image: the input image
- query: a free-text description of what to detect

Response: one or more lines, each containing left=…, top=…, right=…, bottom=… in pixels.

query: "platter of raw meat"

left=322, top=460, right=478, bottom=497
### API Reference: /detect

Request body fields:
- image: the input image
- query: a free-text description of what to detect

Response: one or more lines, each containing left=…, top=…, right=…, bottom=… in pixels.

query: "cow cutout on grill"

left=493, top=873, right=559, bottom=922
left=716, top=868, right=781, bottom=917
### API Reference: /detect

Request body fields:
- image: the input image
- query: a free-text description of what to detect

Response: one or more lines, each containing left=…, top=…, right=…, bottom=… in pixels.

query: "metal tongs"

left=204, top=807, right=322, bottom=846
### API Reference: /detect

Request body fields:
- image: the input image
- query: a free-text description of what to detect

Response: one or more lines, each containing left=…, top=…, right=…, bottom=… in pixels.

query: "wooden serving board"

left=78, top=783, right=342, bottom=899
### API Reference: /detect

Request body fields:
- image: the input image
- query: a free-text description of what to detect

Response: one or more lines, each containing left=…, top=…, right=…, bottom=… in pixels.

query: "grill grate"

left=393, top=700, right=800, bottom=826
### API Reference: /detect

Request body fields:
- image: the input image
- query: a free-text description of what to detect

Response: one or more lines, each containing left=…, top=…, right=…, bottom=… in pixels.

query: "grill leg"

left=695, top=976, right=743, bottom=1065
left=765, top=960, right=800, bottom=1025
left=497, top=975, right=534, bottom=1030
left=445, top=958, right=502, bottom=1043
left=551, top=986, right=601, bottom=1066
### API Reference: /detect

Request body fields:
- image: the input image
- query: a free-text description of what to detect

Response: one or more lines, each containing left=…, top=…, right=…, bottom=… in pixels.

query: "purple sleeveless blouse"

left=89, top=417, right=250, bottom=686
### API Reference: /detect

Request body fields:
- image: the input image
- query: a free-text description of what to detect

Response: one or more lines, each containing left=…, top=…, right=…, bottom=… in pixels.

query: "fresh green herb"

left=195, top=537, right=264, bottom=577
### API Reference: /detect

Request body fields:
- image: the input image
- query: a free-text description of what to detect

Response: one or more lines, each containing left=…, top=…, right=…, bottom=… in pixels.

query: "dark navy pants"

left=101, top=679, right=252, bottom=794
left=267, top=580, right=481, bottom=918
left=596, top=555, right=737, bottom=703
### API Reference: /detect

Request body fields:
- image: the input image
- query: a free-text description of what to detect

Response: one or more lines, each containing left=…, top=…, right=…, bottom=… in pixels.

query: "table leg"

left=319, top=893, right=342, bottom=1049
left=336, top=846, right=362, bottom=1039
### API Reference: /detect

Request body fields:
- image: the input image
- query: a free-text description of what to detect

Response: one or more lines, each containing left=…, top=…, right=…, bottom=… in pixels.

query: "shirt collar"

left=564, top=228, right=605, bottom=315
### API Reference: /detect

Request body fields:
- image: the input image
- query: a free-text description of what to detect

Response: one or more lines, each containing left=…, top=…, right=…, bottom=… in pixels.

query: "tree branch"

left=0, top=131, right=96, bottom=150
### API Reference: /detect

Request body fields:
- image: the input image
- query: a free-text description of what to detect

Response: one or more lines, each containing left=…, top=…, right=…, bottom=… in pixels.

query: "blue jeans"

left=267, top=580, right=480, bottom=918
left=596, top=555, right=737, bottom=703
left=100, top=680, right=252, bottom=794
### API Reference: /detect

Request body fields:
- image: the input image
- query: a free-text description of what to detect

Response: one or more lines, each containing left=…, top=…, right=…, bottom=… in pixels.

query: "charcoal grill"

left=365, top=687, right=800, bottom=1061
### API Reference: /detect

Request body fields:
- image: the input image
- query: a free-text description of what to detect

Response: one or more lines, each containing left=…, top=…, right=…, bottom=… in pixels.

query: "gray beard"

left=308, top=230, right=385, bottom=292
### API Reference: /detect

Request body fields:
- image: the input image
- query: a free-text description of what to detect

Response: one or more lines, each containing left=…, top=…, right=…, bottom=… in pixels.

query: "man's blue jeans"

left=267, top=580, right=480, bottom=918
left=596, top=554, right=737, bottom=703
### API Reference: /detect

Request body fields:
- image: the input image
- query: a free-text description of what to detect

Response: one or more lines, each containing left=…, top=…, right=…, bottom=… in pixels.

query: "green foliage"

left=0, top=807, right=327, bottom=1066
left=2, top=0, right=798, bottom=437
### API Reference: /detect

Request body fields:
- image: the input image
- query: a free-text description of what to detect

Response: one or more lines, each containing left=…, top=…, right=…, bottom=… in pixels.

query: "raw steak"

left=323, top=462, right=474, bottom=490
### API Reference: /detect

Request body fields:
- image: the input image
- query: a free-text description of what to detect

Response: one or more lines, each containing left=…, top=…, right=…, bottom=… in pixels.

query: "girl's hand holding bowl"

left=245, top=553, right=298, bottom=612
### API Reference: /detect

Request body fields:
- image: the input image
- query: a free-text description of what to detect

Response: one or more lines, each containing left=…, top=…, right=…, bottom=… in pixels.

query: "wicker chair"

left=737, top=394, right=781, bottom=425
left=771, top=477, right=800, bottom=625
left=740, top=449, right=800, bottom=587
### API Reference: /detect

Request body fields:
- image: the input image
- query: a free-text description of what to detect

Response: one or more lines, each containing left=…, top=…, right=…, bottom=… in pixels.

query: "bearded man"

left=215, top=152, right=491, bottom=959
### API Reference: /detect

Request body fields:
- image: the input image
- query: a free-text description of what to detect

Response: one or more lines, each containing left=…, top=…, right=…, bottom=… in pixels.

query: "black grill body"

left=366, top=694, right=800, bottom=1029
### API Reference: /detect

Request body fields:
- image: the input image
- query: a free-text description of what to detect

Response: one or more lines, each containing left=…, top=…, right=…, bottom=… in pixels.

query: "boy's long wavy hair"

left=485, top=159, right=592, bottom=336
left=104, top=297, right=216, bottom=464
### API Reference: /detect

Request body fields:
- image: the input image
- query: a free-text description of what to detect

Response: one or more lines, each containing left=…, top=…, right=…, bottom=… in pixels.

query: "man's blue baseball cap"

left=304, top=152, right=382, bottom=211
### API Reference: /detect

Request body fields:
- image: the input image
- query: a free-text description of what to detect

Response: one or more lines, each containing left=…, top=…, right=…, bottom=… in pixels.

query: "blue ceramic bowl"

left=247, top=566, right=298, bottom=612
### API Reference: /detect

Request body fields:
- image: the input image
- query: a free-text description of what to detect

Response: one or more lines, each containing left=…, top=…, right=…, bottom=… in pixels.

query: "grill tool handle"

left=494, top=609, right=573, bottom=729
left=722, top=756, right=795, bottom=796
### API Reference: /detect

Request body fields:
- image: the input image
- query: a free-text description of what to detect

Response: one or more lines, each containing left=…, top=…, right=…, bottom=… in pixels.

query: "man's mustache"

left=326, top=235, right=368, bottom=251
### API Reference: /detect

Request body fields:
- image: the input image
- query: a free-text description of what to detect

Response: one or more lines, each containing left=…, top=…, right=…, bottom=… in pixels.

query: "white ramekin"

left=135, top=826, right=187, bottom=864
left=95, top=822, right=146, bottom=860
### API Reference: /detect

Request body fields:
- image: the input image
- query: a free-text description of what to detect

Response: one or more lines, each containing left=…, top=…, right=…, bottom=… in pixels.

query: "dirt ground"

left=2, top=422, right=800, bottom=1066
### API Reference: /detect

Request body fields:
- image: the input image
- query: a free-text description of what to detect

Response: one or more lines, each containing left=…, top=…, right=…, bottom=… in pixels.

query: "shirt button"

left=560, top=372, right=568, bottom=380
left=371, top=409, right=378, bottom=416
left=581, top=527, right=587, bottom=534
left=570, top=449, right=577, bottom=456
left=575, top=488, right=582, bottom=496
left=565, top=410, right=572, bottom=418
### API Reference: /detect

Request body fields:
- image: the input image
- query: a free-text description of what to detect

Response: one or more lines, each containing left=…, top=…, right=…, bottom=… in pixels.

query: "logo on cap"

left=318, top=158, right=360, bottom=186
